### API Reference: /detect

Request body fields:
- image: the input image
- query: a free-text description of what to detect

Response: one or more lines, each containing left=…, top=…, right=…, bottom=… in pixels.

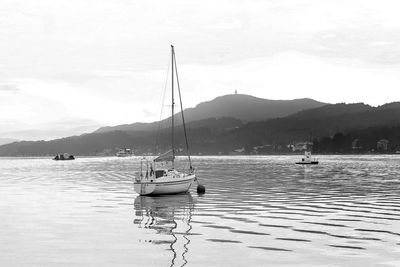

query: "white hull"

left=296, top=151, right=318, bottom=165
left=116, top=153, right=133, bottom=157
left=134, top=174, right=195, bottom=196
left=116, top=148, right=133, bottom=157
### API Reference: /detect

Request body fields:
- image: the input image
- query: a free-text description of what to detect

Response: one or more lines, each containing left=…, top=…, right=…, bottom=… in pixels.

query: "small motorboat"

left=296, top=151, right=318, bottom=165
left=53, top=153, right=75, bottom=161
left=116, top=148, right=133, bottom=157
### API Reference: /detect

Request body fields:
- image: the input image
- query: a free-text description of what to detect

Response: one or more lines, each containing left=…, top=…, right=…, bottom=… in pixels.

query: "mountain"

left=181, top=94, right=326, bottom=122
left=0, top=138, right=18, bottom=146
left=0, top=131, right=149, bottom=157
left=285, top=102, right=400, bottom=135
left=0, top=118, right=102, bottom=141
left=377, top=102, right=400, bottom=110
left=0, top=117, right=241, bottom=156
left=95, top=94, right=326, bottom=133
left=3, top=99, right=400, bottom=156
left=207, top=102, right=400, bottom=153
left=313, top=125, right=400, bottom=153
left=288, top=103, right=373, bottom=120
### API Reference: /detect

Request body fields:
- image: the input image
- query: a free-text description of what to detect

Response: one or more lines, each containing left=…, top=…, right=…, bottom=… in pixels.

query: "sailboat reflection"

left=134, top=193, right=195, bottom=267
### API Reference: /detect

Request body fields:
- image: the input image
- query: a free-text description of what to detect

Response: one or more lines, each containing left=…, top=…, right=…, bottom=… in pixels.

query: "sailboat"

left=295, top=151, right=318, bottom=165
left=134, top=45, right=196, bottom=196
left=295, top=132, right=319, bottom=165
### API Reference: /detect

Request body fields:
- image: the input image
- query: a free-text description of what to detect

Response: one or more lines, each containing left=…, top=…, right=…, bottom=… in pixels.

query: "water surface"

left=1, top=155, right=400, bottom=266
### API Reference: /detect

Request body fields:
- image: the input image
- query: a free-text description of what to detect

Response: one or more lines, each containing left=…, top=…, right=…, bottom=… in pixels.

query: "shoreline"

left=1, top=153, right=400, bottom=159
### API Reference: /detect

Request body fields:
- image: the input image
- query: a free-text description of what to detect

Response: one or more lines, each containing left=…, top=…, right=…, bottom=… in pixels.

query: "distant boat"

left=53, top=153, right=75, bottom=161
left=296, top=151, right=318, bottom=165
left=296, top=131, right=318, bottom=165
left=134, top=46, right=196, bottom=196
left=116, top=148, right=133, bottom=157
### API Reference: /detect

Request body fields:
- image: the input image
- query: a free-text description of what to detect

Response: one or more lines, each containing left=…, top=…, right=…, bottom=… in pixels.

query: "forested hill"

left=0, top=138, right=18, bottom=146
left=2, top=101, right=400, bottom=156
left=209, top=102, right=400, bottom=153
left=95, top=94, right=326, bottom=133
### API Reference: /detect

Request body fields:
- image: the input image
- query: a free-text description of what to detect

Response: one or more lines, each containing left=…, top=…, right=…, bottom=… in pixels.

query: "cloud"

left=308, top=26, right=400, bottom=65
left=177, top=51, right=400, bottom=107
left=0, top=117, right=102, bottom=140
left=1, top=0, right=400, bottom=140
left=203, top=21, right=242, bottom=30
left=2, top=0, right=400, bottom=75
left=0, top=84, right=19, bottom=92
left=142, top=109, right=157, bottom=119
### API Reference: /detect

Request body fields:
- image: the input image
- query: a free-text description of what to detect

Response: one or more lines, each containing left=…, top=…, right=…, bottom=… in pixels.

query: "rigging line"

left=171, top=45, right=175, bottom=168
left=173, top=49, right=192, bottom=168
left=154, top=54, right=171, bottom=155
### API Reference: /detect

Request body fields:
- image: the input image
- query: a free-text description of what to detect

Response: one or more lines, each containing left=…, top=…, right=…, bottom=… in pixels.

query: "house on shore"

left=377, top=139, right=389, bottom=151
left=352, top=139, right=362, bottom=150
left=289, top=142, right=313, bottom=152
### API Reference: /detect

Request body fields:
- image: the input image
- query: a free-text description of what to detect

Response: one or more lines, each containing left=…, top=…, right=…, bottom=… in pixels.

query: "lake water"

left=1, top=155, right=400, bottom=266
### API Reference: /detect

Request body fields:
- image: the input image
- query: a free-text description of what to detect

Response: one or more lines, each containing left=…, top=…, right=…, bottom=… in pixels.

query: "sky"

left=1, top=0, right=400, bottom=140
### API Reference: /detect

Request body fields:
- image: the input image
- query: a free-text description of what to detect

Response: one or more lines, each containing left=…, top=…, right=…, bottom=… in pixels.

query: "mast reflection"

left=134, top=193, right=195, bottom=267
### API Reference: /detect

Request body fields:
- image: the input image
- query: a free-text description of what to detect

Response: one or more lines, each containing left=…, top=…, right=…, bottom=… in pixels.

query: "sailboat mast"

left=171, top=45, right=175, bottom=168
left=173, top=50, right=192, bottom=169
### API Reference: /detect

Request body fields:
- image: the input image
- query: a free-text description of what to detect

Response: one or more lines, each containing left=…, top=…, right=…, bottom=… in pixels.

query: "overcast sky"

left=1, top=0, right=400, bottom=140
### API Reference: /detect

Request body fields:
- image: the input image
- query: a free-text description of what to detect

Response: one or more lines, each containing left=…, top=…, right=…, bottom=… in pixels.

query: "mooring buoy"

left=197, top=184, right=206, bottom=194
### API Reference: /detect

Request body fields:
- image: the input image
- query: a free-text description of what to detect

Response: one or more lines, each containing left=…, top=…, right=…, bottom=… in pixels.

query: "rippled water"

left=1, top=155, right=400, bottom=266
